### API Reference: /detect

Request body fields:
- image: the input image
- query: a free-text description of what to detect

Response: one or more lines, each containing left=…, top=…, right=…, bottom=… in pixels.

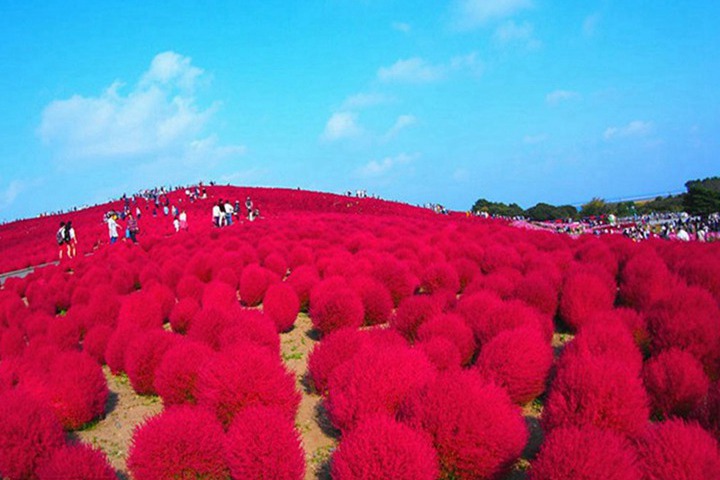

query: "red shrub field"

left=1, top=184, right=720, bottom=479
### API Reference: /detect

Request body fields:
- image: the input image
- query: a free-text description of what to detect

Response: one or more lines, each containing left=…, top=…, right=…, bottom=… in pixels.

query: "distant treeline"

left=472, top=176, right=720, bottom=220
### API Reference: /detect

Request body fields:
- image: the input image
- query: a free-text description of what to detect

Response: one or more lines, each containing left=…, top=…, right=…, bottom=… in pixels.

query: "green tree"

left=684, top=186, right=720, bottom=215
left=471, top=198, right=524, bottom=217
left=580, top=197, right=610, bottom=217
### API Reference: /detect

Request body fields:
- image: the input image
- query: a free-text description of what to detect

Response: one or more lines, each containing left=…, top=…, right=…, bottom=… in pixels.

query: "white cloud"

left=583, top=13, right=601, bottom=37
left=452, top=0, right=533, bottom=30
left=450, top=52, right=484, bottom=77
left=356, top=152, right=415, bottom=178
left=494, top=20, right=542, bottom=49
left=392, top=22, right=411, bottom=33
left=378, top=57, right=445, bottom=83
left=341, top=92, right=393, bottom=110
left=523, top=133, right=548, bottom=144
left=604, top=120, right=653, bottom=140
left=38, top=51, right=243, bottom=165
left=321, top=112, right=363, bottom=142
left=384, top=114, right=417, bottom=140
left=546, top=89, right=581, bottom=105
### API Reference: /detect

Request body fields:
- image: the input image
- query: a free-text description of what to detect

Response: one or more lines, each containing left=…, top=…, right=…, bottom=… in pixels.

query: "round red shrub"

left=514, top=271, right=559, bottom=318
left=416, top=313, right=475, bottom=365
left=175, top=275, right=205, bottom=303
left=468, top=298, right=553, bottom=345
left=169, top=297, right=200, bottom=334
left=307, top=327, right=365, bottom=394
left=450, top=258, right=480, bottom=292
left=263, top=282, right=300, bottom=332
left=421, top=262, right=460, bottom=295
left=564, top=318, right=644, bottom=375
left=476, top=326, right=553, bottom=404
left=154, top=340, right=215, bottom=406
left=105, top=326, right=139, bottom=375
left=643, top=348, right=710, bottom=419
left=637, top=419, right=720, bottom=480
left=417, top=337, right=462, bottom=372
left=678, top=254, right=720, bottom=304
left=201, top=281, right=238, bottom=309
left=350, top=275, right=394, bottom=326
left=331, top=415, right=439, bottom=480
left=399, top=370, right=527, bottom=480
left=646, top=284, right=720, bottom=370
left=481, top=244, right=523, bottom=273
left=128, top=406, right=229, bottom=480
left=0, top=389, right=65, bottom=479
left=263, top=252, right=289, bottom=278
left=117, top=291, right=164, bottom=330
left=529, top=425, right=641, bottom=480
left=326, top=344, right=436, bottom=432
left=372, top=256, right=417, bottom=306
left=239, top=264, right=273, bottom=307
left=693, top=379, right=720, bottom=440
left=619, top=250, right=676, bottom=310
left=145, top=282, right=175, bottom=321
left=543, top=351, right=649, bottom=438
left=196, top=345, right=300, bottom=427
left=187, top=306, right=237, bottom=351
left=82, top=324, right=114, bottom=364
left=559, top=271, right=615, bottom=331
left=390, top=295, right=441, bottom=342
left=37, top=443, right=116, bottom=480
left=288, top=245, right=314, bottom=269
left=286, top=264, right=320, bottom=311
left=0, top=327, right=25, bottom=359
left=213, top=267, right=239, bottom=289
left=125, top=330, right=178, bottom=395
left=46, top=315, right=82, bottom=351
left=224, top=406, right=304, bottom=480
left=309, top=281, right=364, bottom=336
left=220, top=308, right=280, bottom=356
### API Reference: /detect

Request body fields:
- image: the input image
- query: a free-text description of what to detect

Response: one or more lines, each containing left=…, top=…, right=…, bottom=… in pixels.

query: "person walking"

left=179, top=210, right=188, bottom=231
left=66, top=221, right=77, bottom=258
left=107, top=214, right=121, bottom=244
left=126, top=213, right=139, bottom=244
left=57, top=221, right=67, bottom=260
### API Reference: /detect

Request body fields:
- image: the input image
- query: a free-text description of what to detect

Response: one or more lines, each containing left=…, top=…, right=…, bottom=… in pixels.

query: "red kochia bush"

left=0, top=389, right=65, bottom=479
left=263, top=282, right=300, bottom=332
left=421, top=262, right=460, bottom=294
left=175, top=275, right=205, bottom=303
left=154, top=340, right=216, bottom=406
left=350, top=275, right=394, bottom=326
left=693, top=379, right=720, bottom=439
left=286, top=264, right=320, bottom=311
left=36, top=443, right=116, bottom=480
left=220, top=308, right=280, bottom=356
left=399, top=370, right=527, bottom=480
left=239, top=264, right=272, bottom=306
left=637, top=419, right=720, bottom=480
left=417, top=337, right=462, bottom=372
left=125, top=330, right=178, bottom=395
left=558, top=271, right=615, bottom=331
left=331, top=415, right=439, bottom=480
left=643, top=348, right=710, bottom=419
left=372, top=256, right=417, bottom=306
left=201, top=281, right=239, bottom=309
left=224, top=406, right=304, bottom=480
left=563, top=318, right=644, bottom=375
left=619, top=250, right=675, bottom=310
left=196, top=345, right=300, bottom=427
left=514, top=271, right=559, bottom=318
left=309, top=280, right=364, bottom=336
left=466, top=297, right=553, bottom=345
left=128, top=406, right=229, bottom=480
left=646, top=284, right=720, bottom=371
left=169, top=297, right=200, bottom=334
left=82, top=324, right=113, bottom=364
left=117, top=291, right=164, bottom=330
left=476, top=327, right=553, bottom=404
left=307, top=327, right=367, bottom=394
left=543, top=352, right=649, bottom=438
left=326, top=344, right=436, bottom=432
left=188, top=306, right=237, bottom=351
left=529, top=425, right=641, bottom=480
left=105, top=326, right=139, bottom=374
left=416, top=313, right=476, bottom=365
left=390, top=295, right=441, bottom=341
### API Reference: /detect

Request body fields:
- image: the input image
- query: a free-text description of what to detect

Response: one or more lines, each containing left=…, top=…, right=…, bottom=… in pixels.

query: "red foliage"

left=220, top=308, right=280, bottom=356
left=36, top=443, right=116, bottom=480
left=331, top=415, right=439, bottom=480
left=450, top=258, right=480, bottom=292
left=646, top=284, right=720, bottom=371
left=0, top=389, right=65, bottom=479
left=399, top=370, right=527, bottom=480
left=643, top=348, right=710, bottom=419
left=309, top=279, right=364, bottom=336
left=125, top=330, right=178, bottom=395
left=637, top=419, right=720, bottom=480
left=465, top=297, right=553, bottom=345
left=563, top=317, right=644, bottom=375
left=350, top=275, right=394, bottom=326
left=372, top=256, right=417, bottom=307
left=678, top=254, right=720, bottom=305
left=169, top=297, right=200, bottom=334
left=559, top=270, right=615, bottom=331
left=529, top=425, right=641, bottom=480
left=326, top=344, right=436, bottom=432
left=187, top=306, right=237, bottom=351
left=693, top=379, right=720, bottom=440
left=307, top=327, right=366, bottom=394
left=145, top=282, right=175, bottom=321
left=201, top=281, right=239, bottom=309
left=421, top=262, right=460, bottom=294
left=514, top=271, right=559, bottom=318
left=239, top=264, right=273, bottom=306
left=286, top=264, right=321, bottom=311
left=0, top=326, right=26, bottom=359
left=263, top=252, right=289, bottom=278
left=117, top=291, right=164, bottom=330
left=154, top=340, right=216, bottom=406
left=416, top=313, right=476, bottom=365
left=543, top=351, right=649, bottom=438
left=619, top=249, right=675, bottom=310
left=224, top=406, right=304, bottom=480
left=175, top=274, right=205, bottom=303
left=104, top=326, right=139, bottom=375
left=196, top=345, right=300, bottom=427
left=475, top=327, right=553, bottom=404
left=46, top=314, right=82, bottom=351
left=127, top=406, right=229, bottom=480
left=390, top=295, right=441, bottom=341
left=416, top=337, right=462, bottom=372
left=263, top=282, right=300, bottom=332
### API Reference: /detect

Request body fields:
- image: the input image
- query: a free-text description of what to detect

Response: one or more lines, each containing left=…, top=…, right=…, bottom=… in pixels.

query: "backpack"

left=56, top=228, right=65, bottom=245
left=64, top=227, right=71, bottom=243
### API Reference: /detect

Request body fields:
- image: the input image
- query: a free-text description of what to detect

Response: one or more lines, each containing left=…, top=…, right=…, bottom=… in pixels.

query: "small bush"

left=263, top=283, right=300, bottom=332
left=416, top=313, right=475, bottom=365
left=220, top=308, right=280, bottom=356
left=331, top=415, right=439, bottom=480
left=558, top=271, right=615, bottom=331
left=82, top=324, right=113, bottom=364
left=37, top=443, right=116, bottom=480
left=224, top=406, right=304, bottom=480
left=239, top=264, right=272, bottom=307
left=125, top=330, right=178, bottom=395
left=416, top=337, right=462, bottom=372
left=128, top=406, right=229, bottom=480
left=643, top=348, right=710, bottom=419
left=309, top=280, right=364, bottom=336
left=169, top=297, right=200, bottom=334
left=390, top=295, right=441, bottom=342
left=307, top=327, right=365, bottom=394
left=155, top=340, right=216, bottom=406
left=350, top=275, right=394, bottom=326
left=420, top=262, right=460, bottom=294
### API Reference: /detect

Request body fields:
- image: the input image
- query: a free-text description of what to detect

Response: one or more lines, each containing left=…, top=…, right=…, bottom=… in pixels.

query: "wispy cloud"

left=546, top=89, right=581, bottom=105
left=604, top=120, right=653, bottom=140
left=494, top=20, right=542, bottom=49
left=392, top=22, right=411, bottom=33
left=378, top=57, right=445, bottom=83
left=38, top=51, right=244, bottom=166
left=321, top=112, right=363, bottom=142
left=356, top=152, right=415, bottom=178
left=452, top=0, right=533, bottom=30
left=384, top=114, right=417, bottom=140
left=341, top=92, right=394, bottom=110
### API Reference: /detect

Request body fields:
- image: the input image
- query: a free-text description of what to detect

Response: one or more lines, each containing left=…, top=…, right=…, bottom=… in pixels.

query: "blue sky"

left=1, top=1, right=718, bottom=220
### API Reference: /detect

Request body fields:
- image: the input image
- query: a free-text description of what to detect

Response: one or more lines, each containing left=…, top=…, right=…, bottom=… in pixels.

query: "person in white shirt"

left=224, top=201, right=234, bottom=226
left=107, top=215, right=120, bottom=244
left=212, top=203, right=221, bottom=227
left=179, top=210, right=188, bottom=231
